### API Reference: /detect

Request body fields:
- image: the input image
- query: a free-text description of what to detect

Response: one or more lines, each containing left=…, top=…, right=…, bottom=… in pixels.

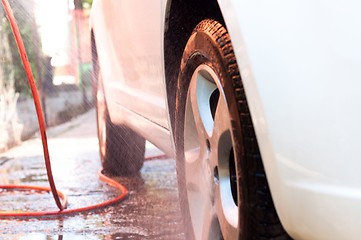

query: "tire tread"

left=196, top=19, right=292, bottom=239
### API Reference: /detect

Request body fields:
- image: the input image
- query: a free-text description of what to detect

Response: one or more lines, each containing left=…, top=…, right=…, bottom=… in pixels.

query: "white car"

left=90, top=1, right=361, bottom=239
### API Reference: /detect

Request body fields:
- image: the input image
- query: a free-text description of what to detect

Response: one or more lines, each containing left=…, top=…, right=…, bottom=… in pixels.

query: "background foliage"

left=0, top=0, right=92, bottom=95
left=0, top=0, right=42, bottom=95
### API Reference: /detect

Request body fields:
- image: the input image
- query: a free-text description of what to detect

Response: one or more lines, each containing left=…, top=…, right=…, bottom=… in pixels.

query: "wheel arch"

left=163, top=0, right=225, bottom=136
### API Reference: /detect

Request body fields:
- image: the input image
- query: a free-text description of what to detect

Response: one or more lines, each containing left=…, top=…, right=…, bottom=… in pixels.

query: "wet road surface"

left=0, top=109, right=185, bottom=239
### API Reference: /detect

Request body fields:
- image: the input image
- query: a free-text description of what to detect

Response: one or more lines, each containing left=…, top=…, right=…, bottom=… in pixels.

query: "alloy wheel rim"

left=184, top=64, right=239, bottom=239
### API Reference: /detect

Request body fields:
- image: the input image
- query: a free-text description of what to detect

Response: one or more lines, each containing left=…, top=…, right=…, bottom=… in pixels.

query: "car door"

left=99, top=0, right=169, bottom=128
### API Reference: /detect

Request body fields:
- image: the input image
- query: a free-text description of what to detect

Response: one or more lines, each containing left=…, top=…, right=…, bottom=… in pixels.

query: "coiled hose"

left=0, top=0, right=128, bottom=217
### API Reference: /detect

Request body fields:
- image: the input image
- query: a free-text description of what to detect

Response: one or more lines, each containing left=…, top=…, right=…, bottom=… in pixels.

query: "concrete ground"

left=0, top=109, right=185, bottom=239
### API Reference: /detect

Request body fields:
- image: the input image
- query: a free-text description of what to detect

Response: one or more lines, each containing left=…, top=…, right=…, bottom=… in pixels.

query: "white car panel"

left=219, top=0, right=361, bottom=238
left=92, top=0, right=169, bottom=129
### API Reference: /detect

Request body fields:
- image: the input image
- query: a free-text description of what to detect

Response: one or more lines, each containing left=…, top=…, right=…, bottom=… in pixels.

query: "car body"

left=91, top=0, right=361, bottom=239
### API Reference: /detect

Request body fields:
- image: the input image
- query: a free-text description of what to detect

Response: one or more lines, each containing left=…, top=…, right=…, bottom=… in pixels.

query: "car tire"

left=95, top=72, right=145, bottom=176
left=175, top=19, right=291, bottom=239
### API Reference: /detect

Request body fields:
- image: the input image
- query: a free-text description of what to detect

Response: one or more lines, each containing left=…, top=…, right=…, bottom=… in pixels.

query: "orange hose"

left=0, top=170, right=128, bottom=217
left=0, top=0, right=129, bottom=217
left=1, top=0, right=64, bottom=211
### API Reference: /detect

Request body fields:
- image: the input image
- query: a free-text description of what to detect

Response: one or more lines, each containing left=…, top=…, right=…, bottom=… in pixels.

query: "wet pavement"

left=0, top=109, right=185, bottom=239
